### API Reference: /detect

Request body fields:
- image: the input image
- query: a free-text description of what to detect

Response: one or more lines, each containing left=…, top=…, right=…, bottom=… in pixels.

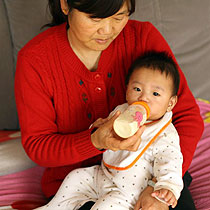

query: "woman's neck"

left=67, top=30, right=101, bottom=71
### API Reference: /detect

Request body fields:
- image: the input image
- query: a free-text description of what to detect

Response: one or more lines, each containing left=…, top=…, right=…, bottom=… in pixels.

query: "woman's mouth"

left=95, top=38, right=110, bottom=44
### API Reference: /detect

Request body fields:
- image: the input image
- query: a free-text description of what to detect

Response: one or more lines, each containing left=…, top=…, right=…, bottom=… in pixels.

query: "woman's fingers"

left=91, top=112, right=145, bottom=151
left=134, top=198, right=141, bottom=210
left=91, top=118, right=105, bottom=128
left=91, top=111, right=121, bottom=150
left=118, top=125, right=145, bottom=151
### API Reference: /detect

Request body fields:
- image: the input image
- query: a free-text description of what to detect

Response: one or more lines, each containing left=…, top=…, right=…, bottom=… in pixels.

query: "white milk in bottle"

left=113, top=101, right=150, bottom=138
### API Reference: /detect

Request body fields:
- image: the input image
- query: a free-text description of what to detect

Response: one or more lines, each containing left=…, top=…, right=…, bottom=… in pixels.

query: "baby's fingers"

left=166, top=195, right=177, bottom=208
left=152, top=189, right=168, bottom=199
left=151, top=190, right=160, bottom=198
left=164, top=190, right=175, bottom=202
left=171, top=200, right=177, bottom=208
left=155, top=189, right=177, bottom=208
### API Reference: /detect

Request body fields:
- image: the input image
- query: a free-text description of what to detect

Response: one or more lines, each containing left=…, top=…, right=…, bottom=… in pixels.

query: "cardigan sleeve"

left=15, top=52, right=103, bottom=167
left=138, top=22, right=204, bottom=175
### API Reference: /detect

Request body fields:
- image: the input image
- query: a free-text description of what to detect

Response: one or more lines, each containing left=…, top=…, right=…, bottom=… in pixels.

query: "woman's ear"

left=60, top=0, right=69, bottom=15
left=167, top=95, right=178, bottom=112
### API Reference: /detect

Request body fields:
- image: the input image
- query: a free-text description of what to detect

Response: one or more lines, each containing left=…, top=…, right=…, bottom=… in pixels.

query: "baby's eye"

left=153, top=92, right=160, bottom=96
left=134, top=87, right=141, bottom=92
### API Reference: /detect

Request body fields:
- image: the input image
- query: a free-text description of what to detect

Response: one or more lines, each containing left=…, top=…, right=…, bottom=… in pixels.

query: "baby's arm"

left=152, top=188, right=177, bottom=208
left=152, top=126, right=183, bottom=208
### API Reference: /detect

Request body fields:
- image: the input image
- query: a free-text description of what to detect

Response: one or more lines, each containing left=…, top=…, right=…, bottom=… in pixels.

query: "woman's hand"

left=91, top=112, right=145, bottom=151
left=90, top=117, right=109, bottom=128
left=134, top=186, right=169, bottom=210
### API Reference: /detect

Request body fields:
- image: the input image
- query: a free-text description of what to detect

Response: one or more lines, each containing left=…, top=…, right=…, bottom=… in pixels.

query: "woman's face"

left=67, top=2, right=129, bottom=52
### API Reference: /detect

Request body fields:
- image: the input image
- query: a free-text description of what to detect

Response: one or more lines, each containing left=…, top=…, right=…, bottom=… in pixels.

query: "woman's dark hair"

left=47, top=0, right=135, bottom=27
left=125, top=51, right=180, bottom=96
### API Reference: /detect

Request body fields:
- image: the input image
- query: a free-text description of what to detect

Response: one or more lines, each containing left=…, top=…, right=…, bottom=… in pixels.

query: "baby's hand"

left=151, top=189, right=177, bottom=208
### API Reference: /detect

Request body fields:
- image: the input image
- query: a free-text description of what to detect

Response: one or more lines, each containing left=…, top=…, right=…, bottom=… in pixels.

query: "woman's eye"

left=114, top=17, right=123, bottom=21
left=153, top=92, right=160, bottom=96
left=134, top=87, right=141, bottom=92
left=91, top=18, right=101, bottom=22
left=114, top=14, right=127, bottom=21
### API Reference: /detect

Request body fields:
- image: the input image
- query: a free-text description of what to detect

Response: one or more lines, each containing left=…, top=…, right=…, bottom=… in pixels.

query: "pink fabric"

left=0, top=166, right=47, bottom=206
left=189, top=99, right=210, bottom=210
left=0, top=131, right=21, bottom=143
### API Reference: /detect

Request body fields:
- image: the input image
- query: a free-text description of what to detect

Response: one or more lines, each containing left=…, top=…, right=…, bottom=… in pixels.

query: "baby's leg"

left=35, top=166, right=100, bottom=210
left=91, top=190, right=133, bottom=210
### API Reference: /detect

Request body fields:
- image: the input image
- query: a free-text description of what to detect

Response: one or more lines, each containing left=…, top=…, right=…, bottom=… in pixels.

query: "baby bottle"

left=113, top=101, right=150, bottom=138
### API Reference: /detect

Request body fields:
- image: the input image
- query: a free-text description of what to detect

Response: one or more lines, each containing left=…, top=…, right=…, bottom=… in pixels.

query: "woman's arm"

left=15, top=52, right=103, bottom=167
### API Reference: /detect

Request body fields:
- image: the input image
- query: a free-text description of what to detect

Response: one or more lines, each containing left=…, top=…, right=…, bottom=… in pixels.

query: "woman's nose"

left=98, top=20, right=113, bottom=35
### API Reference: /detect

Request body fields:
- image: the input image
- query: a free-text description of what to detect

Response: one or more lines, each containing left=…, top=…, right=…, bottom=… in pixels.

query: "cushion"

left=0, top=131, right=47, bottom=208
left=188, top=99, right=210, bottom=210
left=0, top=132, right=36, bottom=176
left=0, top=166, right=47, bottom=207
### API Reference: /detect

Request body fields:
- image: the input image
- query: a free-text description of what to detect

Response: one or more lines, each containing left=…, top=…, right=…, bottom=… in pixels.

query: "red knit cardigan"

left=15, top=20, right=204, bottom=197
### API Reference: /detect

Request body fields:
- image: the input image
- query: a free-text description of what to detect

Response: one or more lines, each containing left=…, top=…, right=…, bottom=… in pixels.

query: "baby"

left=35, top=51, right=183, bottom=209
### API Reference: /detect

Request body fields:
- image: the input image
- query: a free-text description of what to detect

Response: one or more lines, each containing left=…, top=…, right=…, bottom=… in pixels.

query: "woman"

left=15, top=0, right=203, bottom=209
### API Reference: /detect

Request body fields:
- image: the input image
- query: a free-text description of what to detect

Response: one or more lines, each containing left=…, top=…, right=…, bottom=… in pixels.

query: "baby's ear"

left=167, top=95, right=178, bottom=112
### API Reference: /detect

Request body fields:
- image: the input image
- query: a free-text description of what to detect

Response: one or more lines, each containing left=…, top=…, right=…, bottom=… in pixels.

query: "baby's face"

left=126, top=67, right=177, bottom=121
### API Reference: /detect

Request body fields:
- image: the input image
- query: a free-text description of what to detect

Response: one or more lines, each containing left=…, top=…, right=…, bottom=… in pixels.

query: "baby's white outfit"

left=35, top=103, right=183, bottom=210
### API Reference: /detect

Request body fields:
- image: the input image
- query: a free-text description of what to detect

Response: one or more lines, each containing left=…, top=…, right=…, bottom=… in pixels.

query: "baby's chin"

left=149, top=115, right=164, bottom=121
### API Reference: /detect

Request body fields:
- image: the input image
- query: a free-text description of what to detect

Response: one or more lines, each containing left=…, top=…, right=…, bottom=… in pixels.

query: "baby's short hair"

left=126, top=51, right=180, bottom=96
